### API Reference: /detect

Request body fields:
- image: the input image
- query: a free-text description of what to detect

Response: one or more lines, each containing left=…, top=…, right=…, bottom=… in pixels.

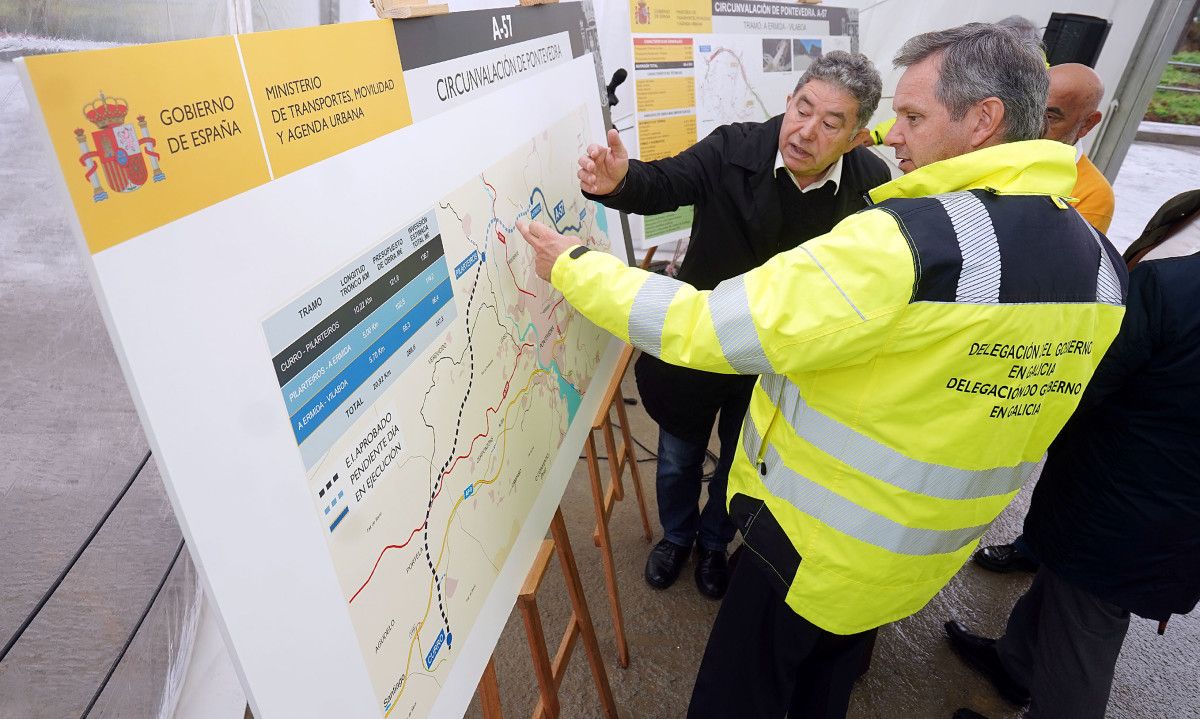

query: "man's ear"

left=1079, top=110, right=1102, bottom=139
left=848, top=127, right=871, bottom=149
left=970, top=97, right=1006, bottom=147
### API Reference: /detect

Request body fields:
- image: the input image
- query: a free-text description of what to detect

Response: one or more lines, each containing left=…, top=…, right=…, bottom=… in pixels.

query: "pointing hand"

left=516, top=220, right=576, bottom=282
left=577, top=128, right=629, bottom=196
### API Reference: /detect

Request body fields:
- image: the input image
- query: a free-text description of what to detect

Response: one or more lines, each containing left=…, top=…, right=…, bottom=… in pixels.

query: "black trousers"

left=996, top=566, right=1130, bottom=719
left=687, top=555, right=877, bottom=719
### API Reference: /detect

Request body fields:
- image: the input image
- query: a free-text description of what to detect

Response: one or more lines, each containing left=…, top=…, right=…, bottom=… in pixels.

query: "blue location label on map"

left=454, top=250, right=479, bottom=279
left=530, top=202, right=542, bottom=219
left=426, top=628, right=446, bottom=669
left=463, top=484, right=475, bottom=500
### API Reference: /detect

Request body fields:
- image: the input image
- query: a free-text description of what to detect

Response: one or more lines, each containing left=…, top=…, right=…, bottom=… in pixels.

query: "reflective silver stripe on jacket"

left=1081, top=218, right=1125, bottom=306
left=742, top=417, right=991, bottom=556
left=709, top=275, right=775, bottom=374
left=627, top=272, right=683, bottom=356
left=938, top=192, right=1002, bottom=304
left=771, top=376, right=1036, bottom=501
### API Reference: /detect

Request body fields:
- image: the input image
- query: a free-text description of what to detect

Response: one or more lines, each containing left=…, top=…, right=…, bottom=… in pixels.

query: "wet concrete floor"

left=464, top=372, right=1200, bottom=719
left=3, top=55, right=1199, bottom=717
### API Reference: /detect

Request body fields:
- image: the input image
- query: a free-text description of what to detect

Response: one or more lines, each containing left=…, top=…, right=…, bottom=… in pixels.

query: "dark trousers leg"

left=655, top=429, right=707, bottom=547
left=997, top=567, right=1130, bottom=719
left=696, top=402, right=745, bottom=551
left=994, top=566, right=1047, bottom=691
left=688, top=559, right=875, bottom=719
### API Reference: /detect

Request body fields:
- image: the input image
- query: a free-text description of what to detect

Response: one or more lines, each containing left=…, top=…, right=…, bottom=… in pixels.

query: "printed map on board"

left=264, top=104, right=611, bottom=717
left=695, top=36, right=795, bottom=139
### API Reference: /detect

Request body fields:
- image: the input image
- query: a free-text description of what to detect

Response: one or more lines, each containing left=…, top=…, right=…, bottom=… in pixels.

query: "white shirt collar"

left=774, top=150, right=844, bottom=194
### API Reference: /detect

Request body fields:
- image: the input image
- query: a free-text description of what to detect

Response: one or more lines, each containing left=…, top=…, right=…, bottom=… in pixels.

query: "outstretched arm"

left=516, top=213, right=913, bottom=375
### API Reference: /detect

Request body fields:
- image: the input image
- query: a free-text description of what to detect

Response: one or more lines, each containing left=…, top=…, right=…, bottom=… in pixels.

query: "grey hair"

left=794, top=51, right=882, bottom=130
left=894, top=23, right=1048, bottom=142
left=996, top=14, right=1041, bottom=42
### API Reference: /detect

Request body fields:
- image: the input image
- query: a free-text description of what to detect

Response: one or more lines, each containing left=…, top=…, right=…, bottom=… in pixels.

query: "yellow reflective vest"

left=552, top=140, right=1128, bottom=634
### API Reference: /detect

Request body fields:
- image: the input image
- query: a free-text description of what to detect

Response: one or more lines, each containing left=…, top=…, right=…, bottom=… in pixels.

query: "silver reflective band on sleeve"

left=1082, top=220, right=1124, bottom=306
left=773, top=378, right=1034, bottom=500
left=938, top=192, right=1001, bottom=304
left=741, top=419, right=990, bottom=556
left=709, top=275, right=775, bottom=374
left=799, top=246, right=866, bottom=320
left=627, top=272, right=684, bottom=357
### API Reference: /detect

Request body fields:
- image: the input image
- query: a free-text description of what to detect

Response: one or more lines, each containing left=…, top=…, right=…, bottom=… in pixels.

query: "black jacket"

left=1024, top=237, right=1200, bottom=621
left=586, top=116, right=890, bottom=441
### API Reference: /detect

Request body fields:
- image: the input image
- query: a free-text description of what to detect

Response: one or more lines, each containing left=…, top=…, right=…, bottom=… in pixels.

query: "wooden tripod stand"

left=581, top=343, right=652, bottom=668
left=475, top=509, right=619, bottom=719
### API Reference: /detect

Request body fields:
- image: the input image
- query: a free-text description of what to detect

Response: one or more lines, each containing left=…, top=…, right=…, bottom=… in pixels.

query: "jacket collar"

left=729, top=114, right=785, bottom=171
left=868, top=139, right=1077, bottom=203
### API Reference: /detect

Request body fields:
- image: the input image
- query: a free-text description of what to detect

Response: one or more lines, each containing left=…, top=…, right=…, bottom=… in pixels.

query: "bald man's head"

left=1044, top=63, right=1105, bottom=145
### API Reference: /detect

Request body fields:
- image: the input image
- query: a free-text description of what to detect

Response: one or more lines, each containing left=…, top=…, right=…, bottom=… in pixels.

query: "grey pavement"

left=0, top=60, right=196, bottom=719
left=3, top=51, right=1200, bottom=718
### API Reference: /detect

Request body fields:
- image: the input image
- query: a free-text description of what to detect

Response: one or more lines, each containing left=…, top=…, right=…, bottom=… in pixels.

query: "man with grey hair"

left=519, top=22, right=1126, bottom=716
left=576, top=51, right=889, bottom=601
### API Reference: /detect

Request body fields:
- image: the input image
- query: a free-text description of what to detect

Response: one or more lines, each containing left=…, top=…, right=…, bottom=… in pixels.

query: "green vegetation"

left=1146, top=51, right=1200, bottom=125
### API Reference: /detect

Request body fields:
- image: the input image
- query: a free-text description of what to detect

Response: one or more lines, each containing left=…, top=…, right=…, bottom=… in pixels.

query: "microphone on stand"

left=606, top=68, right=628, bottom=107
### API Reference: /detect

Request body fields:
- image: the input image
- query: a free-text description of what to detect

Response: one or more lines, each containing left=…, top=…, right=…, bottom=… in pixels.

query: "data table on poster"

left=263, top=210, right=459, bottom=470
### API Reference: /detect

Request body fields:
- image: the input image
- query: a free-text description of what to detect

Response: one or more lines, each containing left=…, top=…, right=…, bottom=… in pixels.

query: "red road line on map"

left=483, top=176, right=498, bottom=218
left=348, top=339, right=536, bottom=605
left=349, top=523, right=426, bottom=603
left=498, top=233, right=537, bottom=299
left=438, top=342, right=532, bottom=480
left=491, top=212, right=537, bottom=299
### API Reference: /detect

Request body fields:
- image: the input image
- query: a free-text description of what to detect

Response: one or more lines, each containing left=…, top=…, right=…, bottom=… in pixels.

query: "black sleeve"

left=582, top=127, right=728, bottom=216
left=1076, top=263, right=1162, bottom=414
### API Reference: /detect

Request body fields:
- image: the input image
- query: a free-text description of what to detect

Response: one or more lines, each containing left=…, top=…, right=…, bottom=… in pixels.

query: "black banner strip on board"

left=634, top=61, right=695, bottom=71
left=272, top=234, right=445, bottom=386
left=392, top=2, right=586, bottom=71
left=711, top=1, right=848, bottom=21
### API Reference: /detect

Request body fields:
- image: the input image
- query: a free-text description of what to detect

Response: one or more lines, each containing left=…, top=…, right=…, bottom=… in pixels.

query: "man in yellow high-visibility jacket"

left=521, top=23, right=1128, bottom=718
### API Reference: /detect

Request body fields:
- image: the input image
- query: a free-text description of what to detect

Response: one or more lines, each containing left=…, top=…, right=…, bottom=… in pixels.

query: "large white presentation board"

left=625, top=0, right=859, bottom=249
left=18, top=4, right=627, bottom=717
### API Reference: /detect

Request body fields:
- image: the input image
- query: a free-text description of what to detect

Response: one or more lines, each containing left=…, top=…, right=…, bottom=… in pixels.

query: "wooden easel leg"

left=600, top=406, right=626, bottom=502
left=549, top=509, right=620, bottom=718
left=613, top=385, right=653, bottom=542
left=477, top=656, right=504, bottom=719
left=583, top=433, right=631, bottom=668
left=519, top=590, right=560, bottom=719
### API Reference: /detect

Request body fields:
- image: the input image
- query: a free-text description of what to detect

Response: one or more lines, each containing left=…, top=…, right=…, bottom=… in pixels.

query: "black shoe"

left=694, top=547, right=729, bottom=599
left=645, top=539, right=691, bottom=589
left=944, top=621, right=1030, bottom=707
left=953, top=710, right=991, bottom=719
left=972, top=543, right=1038, bottom=574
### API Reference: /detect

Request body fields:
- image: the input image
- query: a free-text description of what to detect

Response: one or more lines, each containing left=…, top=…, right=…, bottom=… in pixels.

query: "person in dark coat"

left=576, top=51, right=890, bottom=598
left=946, top=189, right=1200, bottom=719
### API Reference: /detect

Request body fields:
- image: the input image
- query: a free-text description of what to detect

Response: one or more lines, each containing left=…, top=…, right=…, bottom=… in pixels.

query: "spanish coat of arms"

left=74, top=91, right=166, bottom=202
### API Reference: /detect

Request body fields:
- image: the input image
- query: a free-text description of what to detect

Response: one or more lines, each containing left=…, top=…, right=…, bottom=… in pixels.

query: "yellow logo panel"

left=630, top=0, right=713, bottom=33
left=24, top=37, right=270, bottom=255
left=238, top=20, right=413, bottom=178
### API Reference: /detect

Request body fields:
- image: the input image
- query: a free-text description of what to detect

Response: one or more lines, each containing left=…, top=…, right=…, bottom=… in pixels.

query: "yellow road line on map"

left=386, top=368, right=548, bottom=715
